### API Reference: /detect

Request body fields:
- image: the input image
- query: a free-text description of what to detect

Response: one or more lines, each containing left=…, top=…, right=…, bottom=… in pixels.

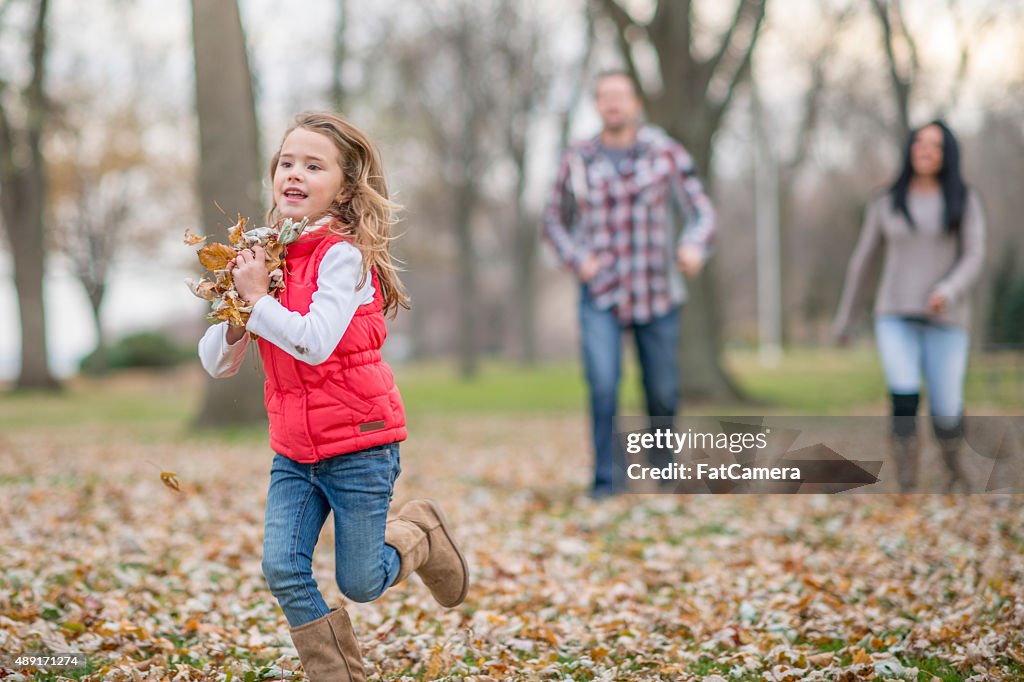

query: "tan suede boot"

left=290, top=608, right=365, bottom=682
left=385, top=499, right=469, bottom=607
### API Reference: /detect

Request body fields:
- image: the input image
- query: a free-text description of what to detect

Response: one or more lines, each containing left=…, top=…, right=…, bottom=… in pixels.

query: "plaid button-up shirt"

left=543, top=125, right=716, bottom=324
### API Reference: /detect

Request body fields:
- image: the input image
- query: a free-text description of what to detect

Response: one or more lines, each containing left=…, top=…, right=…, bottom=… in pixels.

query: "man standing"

left=543, top=70, right=716, bottom=498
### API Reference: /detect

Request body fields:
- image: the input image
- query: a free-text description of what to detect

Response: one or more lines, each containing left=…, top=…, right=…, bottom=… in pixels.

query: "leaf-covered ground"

left=1, top=411, right=1022, bottom=681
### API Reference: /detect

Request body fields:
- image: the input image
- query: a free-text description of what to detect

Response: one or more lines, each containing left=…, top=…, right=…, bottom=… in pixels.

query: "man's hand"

left=229, top=246, right=270, bottom=307
left=578, top=253, right=601, bottom=283
left=676, top=244, right=705, bottom=279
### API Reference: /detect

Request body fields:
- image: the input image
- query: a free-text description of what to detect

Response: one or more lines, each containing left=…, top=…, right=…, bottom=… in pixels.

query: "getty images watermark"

left=625, top=428, right=802, bottom=482
left=614, top=416, right=1024, bottom=494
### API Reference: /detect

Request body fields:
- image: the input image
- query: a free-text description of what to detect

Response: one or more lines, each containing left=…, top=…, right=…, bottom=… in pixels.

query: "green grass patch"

left=997, top=658, right=1024, bottom=680
left=0, top=375, right=194, bottom=431
left=394, top=346, right=889, bottom=416
left=1, top=346, right=1019, bottom=436
left=904, top=656, right=962, bottom=681
left=813, top=638, right=848, bottom=653
left=689, top=658, right=729, bottom=675
left=688, top=657, right=764, bottom=681
left=684, top=522, right=740, bottom=537
left=394, top=360, right=644, bottom=414
left=723, top=345, right=886, bottom=413
left=188, top=422, right=270, bottom=445
left=726, top=343, right=1022, bottom=413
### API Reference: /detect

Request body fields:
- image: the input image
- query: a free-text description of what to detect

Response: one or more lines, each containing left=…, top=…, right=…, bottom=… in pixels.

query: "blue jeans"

left=262, top=444, right=402, bottom=627
left=579, top=287, right=680, bottom=491
left=875, top=315, right=969, bottom=429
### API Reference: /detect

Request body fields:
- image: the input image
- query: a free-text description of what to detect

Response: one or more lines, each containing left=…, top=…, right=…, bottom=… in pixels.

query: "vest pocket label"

left=359, top=420, right=386, bottom=433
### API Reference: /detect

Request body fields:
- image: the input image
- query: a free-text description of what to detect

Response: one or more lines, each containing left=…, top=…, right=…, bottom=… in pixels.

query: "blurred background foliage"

left=1, top=0, right=1022, bottom=417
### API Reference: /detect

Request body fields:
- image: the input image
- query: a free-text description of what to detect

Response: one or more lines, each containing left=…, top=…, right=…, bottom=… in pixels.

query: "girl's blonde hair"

left=267, top=112, right=410, bottom=317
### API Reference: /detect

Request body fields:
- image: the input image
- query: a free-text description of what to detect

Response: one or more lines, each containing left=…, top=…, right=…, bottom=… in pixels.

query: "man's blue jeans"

left=579, top=287, right=681, bottom=492
left=261, top=443, right=402, bottom=627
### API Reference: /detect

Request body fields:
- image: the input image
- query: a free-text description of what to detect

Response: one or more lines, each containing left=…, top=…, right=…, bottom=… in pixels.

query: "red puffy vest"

left=256, top=229, right=407, bottom=462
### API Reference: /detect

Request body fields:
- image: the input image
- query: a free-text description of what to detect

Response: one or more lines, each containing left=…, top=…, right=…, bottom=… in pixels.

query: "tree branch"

left=28, top=0, right=50, bottom=128
left=593, top=0, right=640, bottom=33
left=559, top=0, right=595, bottom=149
left=892, top=0, right=920, bottom=77
left=711, top=0, right=766, bottom=120
left=330, top=0, right=346, bottom=111
left=650, top=0, right=691, bottom=50
left=870, top=0, right=912, bottom=136
left=783, top=3, right=855, bottom=177
left=939, top=0, right=996, bottom=117
left=0, top=87, right=13, bottom=175
left=870, top=0, right=899, bottom=77
left=784, top=62, right=824, bottom=179
left=706, top=0, right=749, bottom=82
left=592, top=0, right=646, bottom=100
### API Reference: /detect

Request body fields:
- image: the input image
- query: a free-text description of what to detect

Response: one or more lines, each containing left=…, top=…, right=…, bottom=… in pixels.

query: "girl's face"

left=910, top=124, right=944, bottom=179
left=273, top=127, right=345, bottom=221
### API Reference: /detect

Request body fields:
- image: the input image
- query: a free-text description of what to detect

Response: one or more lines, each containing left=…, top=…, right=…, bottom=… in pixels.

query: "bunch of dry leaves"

left=184, top=216, right=308, bottom=327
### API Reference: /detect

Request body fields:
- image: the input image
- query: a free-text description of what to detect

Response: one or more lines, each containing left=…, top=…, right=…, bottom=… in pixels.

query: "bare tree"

left=48, top=143, right=138, bottom=368
left=191, top=0, right=267, bottom=424
left=593, top=0, right=767, bottom=400
left=0, top=0, right=59, bottom=390
left=493, top=2, right=558, bottom=364
left=558, top=1, right=596, bottom=152
left=774, top=2, right=856, bottom=344
left=46, top=99, right=178, bottom=371
left=933, top=0, right=999, bottom=118
left=870, top=0, right=1003, bottom=141
left=868, top=0, right=919, bottom=140
left=392, top=0, right=524, bottom=377
left=388, top=0, right=565, bottom=372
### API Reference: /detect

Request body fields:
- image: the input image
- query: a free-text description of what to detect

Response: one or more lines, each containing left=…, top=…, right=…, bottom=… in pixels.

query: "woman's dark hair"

left=889, top=119, right=968, bottom=233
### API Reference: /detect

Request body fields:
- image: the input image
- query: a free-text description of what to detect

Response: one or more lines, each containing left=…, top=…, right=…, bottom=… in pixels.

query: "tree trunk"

left=454, top=180, right=479, bottom=378
left=657, top=115, right=744, bottom=401
left=191, top=0, right=267, bottom=425
left=0, top=0, right=59, bottom=390
left=87, top=282, right=107, bottom=373
left=330, top=0, right=346, bottom=112
left=512, top=199, right=538, bottom=364
left=596, top=0, right=766, bottom=402
left=510, top=121, right=538, bottom=364
left=677, top=268, right=743, bottom=399
left=9, top=219, right=57, bottom=389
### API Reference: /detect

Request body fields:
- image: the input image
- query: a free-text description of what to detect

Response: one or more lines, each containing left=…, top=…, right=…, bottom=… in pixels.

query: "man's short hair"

left=594, top=69, right=640, bottom=96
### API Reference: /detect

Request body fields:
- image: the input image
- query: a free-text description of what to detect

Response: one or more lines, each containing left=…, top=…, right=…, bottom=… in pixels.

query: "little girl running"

left=198, top=112, right=469, bottom=681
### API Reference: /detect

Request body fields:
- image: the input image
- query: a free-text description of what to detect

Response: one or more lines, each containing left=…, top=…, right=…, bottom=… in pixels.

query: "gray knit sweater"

left=833, top=190, right=986, bottom=336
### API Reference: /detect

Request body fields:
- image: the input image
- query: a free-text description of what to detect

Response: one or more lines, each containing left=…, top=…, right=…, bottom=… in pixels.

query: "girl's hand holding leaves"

left=184, top=215, right=308, bottom=328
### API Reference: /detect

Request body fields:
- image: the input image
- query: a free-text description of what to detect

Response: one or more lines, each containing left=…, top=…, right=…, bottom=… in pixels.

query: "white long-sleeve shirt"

left=198, top=241, right=373, bottom=377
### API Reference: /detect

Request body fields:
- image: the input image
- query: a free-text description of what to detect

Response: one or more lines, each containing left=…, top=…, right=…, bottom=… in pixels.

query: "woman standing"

left=833, top=120, right=986, bottom=492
